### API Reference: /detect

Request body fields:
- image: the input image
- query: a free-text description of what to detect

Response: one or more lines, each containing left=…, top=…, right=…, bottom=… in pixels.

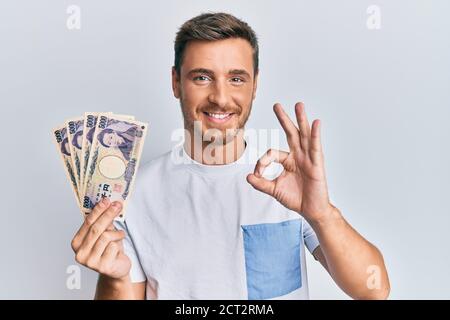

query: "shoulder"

left=123, top=149, right=173, bottom=218
left=130, top=148, right=174, bottom=197
left=139, top=149, right=173, bottom=177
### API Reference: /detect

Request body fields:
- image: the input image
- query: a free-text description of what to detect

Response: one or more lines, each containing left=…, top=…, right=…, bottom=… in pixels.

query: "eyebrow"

left=187, top=68, right=251, bottom=79
left=229, top=69, right=252, bottom=78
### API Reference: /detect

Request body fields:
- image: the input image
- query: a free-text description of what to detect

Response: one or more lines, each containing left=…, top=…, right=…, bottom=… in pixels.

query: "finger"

left=99, top=242, right=121, bottom=270
left=295, top=102, right=311, bottom=152
left=75, top=202, right=122, bottom=262
left=254, top=149, right=289, bottom=177
left=310, top=119, right=323, bottom=165
left=85, top=230, right=126, bottom=268
left=246, top=173, right=276, bottom=196
left=72, top=197, right=111, bottom=252
left=273, top=103, right=301, bottom=151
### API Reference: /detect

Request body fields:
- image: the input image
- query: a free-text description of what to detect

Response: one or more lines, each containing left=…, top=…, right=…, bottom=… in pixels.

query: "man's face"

left=172, top=38, right=258, bottom=142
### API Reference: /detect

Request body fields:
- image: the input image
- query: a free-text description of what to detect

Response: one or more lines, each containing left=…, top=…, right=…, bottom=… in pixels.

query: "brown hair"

left=174, top=12, right=259, bottom=77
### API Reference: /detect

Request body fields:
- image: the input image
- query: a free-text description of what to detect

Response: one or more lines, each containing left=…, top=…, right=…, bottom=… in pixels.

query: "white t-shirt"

left=114, top=142, right=320, bottom=300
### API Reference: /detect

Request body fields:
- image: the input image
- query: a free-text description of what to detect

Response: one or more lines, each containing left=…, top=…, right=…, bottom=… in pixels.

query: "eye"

left=231, top=77, right=244, bottom=83
left=193, top=75, right=211, bottom=82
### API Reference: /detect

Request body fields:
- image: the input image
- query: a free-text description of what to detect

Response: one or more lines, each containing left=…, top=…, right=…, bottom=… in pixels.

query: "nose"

left=208, top=79, right=231, bottom=109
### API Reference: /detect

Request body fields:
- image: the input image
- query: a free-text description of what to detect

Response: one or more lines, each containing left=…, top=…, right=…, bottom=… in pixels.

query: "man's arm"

left=311, top=206, right=390, bottom=299
left=247, top=102, right=390, bottom=299
left=95, top=275, right=146, bottom=300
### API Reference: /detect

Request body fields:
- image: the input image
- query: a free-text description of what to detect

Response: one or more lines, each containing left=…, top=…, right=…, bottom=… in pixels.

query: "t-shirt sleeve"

left=113, top=219, right=146, bottom=283
left=302, top=218, right=320, bottom=254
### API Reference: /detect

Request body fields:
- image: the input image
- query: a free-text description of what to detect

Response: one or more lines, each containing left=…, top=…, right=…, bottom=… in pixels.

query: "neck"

left=183, top=129, right=246, bottom=165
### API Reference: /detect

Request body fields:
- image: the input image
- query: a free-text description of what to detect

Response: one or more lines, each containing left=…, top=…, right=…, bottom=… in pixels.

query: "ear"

left=171, top=66, right=181, bottom=99
left=252, top=70, right=259, bottom=100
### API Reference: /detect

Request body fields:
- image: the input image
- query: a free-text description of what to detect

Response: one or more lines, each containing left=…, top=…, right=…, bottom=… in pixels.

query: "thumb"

left=246, top=173, right=275, bottom=196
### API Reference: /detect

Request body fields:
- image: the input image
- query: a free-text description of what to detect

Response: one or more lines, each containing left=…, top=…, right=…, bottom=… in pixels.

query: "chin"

left=204, top=127, right=241, bottom=143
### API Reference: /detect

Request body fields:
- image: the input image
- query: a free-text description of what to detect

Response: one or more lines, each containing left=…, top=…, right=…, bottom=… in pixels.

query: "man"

left=71, top=12, right=390, bottom=300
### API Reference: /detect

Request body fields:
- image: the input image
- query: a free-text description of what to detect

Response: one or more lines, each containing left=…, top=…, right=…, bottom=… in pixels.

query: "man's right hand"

left=71, top=197, right=131, bottom=280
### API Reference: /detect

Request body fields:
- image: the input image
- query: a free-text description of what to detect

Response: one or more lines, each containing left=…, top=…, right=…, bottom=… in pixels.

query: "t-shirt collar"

left=171, top=140, right=253, bottom=176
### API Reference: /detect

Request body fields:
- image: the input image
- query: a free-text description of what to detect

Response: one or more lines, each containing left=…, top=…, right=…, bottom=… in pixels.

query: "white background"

left=0, top=0, right=449, bottom=299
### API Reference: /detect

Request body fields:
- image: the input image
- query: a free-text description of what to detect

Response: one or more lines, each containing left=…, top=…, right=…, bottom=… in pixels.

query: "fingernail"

left=111, top=202, right=122, bottom=211
left=102, top=197, right=109, bottom=205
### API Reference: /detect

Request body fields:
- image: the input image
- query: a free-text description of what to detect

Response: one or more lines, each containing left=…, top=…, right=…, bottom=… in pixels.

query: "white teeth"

left=207, top=113, right=231, bottom=119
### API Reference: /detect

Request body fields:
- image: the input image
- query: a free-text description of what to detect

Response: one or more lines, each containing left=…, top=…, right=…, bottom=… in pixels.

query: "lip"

left=203, top=111, right=235, bottom=124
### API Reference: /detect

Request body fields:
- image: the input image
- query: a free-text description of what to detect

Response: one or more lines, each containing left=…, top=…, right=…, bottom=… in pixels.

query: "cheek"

left=231, top=87, right=253, bottom=112
left=180, top=84, right=208, bottom=114
left=183, top=83, right=206, bottom=102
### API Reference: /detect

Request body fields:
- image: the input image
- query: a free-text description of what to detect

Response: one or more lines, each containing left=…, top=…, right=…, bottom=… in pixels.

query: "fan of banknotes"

left=52, top=112, right=148, bottom=220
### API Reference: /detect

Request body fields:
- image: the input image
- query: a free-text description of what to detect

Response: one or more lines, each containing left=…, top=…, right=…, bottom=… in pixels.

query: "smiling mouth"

left=203, top=112, right=234, bottom=123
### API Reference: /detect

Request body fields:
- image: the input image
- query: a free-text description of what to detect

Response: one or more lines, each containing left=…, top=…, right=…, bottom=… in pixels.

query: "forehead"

left=181, top=38, right=254, bottom=75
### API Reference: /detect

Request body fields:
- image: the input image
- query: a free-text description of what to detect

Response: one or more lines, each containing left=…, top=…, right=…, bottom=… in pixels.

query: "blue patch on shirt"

left=241, top=219, right=302, bottom=300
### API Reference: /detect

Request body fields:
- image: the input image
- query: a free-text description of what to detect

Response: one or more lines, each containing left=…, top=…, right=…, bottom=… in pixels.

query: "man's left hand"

left=247, top=102, right=333, bottom=223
